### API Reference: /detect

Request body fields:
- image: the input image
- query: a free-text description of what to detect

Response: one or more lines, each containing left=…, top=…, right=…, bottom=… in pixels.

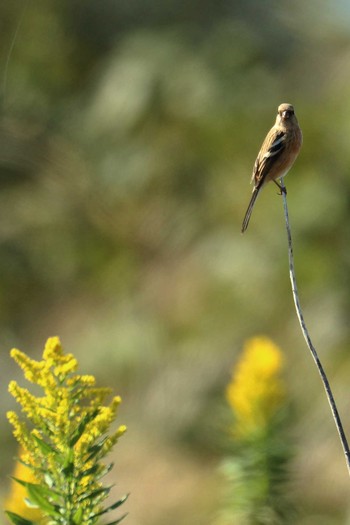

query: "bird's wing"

left=251, top=130, right=287, bottom=188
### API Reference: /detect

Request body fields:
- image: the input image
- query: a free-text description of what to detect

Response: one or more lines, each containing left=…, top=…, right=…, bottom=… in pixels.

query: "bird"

left=241, top=103, right=302, bottom=233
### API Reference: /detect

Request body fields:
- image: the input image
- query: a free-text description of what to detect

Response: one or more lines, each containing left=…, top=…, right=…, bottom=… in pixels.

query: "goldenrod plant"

left=6, top=336, right=128, bottom=525
left=217, top=336, right=294, bottom=525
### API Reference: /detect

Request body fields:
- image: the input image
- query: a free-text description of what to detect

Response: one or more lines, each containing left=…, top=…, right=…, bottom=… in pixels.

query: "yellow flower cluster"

left=226, top=336, right=285, bottom=437
left=7, top=336, right=127, bottom=521
left=10, top=336, right=78, bottom=388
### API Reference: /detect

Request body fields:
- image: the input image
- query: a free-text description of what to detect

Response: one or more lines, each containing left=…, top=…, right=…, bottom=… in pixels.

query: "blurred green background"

left=1, top=0, right=350, bottom=523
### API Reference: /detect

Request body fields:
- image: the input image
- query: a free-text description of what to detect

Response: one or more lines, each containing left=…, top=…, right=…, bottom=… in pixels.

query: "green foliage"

left=5, top=512, right=34, bottom=525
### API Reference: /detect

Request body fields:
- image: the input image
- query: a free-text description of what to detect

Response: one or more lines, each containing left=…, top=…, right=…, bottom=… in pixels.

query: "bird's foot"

left=273, top=180, right=287, bottom=195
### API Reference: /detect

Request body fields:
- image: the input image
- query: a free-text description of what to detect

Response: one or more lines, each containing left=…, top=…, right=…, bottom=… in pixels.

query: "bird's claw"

left=276, top=187, right=287, bottom=196
left=273, top=180, right=287, bottom=196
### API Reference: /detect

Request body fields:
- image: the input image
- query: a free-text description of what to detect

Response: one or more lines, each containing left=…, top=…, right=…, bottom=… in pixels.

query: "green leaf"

left=10, top=476, right=28, bottom=488
left=96, top=462, right=114, bottom=480
left=61, top=447, right=74, bottom=476
left=72, top=507, right=83, bottom=525
left=15, top=457, right=47, bottom=479
left=12, top=477, right=62, bottom=504
left=92, top=494, right=129, bottom=518
left=32, top=434, right=56, bottom=455
left=11, top=479, right=62, bottom=517
left=5, top=511, right=34, bottom=525
left=79, top=463, right=100, bottom=479
left=69, top=408, right=100, bottom=447
left=104, top=514, right=128, bottom=525
left=55, top=449, right=74, bottom=468
left=26, top=484, right=61, bottom=516
left=85, top=436, right=109, bottom=462
left=15, top=457, right=32, bottom=469
left=77, top=486, right=111, bottom=503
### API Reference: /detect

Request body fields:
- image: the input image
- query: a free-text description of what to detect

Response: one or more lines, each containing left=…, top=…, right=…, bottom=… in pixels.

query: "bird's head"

left=277, top=103, right=295, bottom=122
left=276, top=103, right=298, bottom=128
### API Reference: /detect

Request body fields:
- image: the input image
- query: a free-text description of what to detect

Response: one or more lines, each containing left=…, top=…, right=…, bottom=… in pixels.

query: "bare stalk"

left=280, top=179, right=350, bottom=476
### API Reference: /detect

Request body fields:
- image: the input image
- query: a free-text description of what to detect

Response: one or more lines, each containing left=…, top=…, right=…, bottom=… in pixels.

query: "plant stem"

left=280, top=179, right=350, bottom=476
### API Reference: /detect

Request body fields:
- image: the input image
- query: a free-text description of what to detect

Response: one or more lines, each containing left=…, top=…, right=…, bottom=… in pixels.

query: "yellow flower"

left=226, top=336, right=285, bottom=436
left=53, top=355, right=78, bottom=377
left=42, top=336, right=62, bottom=360
left=102, top=425, right=127, bottom=455
left=66, top=374, right=96, bottom=388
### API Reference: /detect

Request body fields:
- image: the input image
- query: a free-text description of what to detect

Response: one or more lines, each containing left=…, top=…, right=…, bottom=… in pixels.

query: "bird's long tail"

left=241, top=187, right=260, bottom=233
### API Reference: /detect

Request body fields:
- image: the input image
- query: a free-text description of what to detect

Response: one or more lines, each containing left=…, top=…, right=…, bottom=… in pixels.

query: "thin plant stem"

left=280, top=179, right=350, bottom=476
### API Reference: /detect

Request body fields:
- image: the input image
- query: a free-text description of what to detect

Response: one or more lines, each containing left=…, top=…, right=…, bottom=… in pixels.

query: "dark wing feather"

left=252, top=130, right=286, bottom=189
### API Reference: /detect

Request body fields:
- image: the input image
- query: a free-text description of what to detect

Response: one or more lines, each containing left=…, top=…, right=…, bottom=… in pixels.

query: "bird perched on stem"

left=241, top=103, right=302, bottom=233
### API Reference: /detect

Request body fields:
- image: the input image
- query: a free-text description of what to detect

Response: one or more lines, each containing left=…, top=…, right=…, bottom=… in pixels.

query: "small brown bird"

left=241, top=103, right=302, bottom=233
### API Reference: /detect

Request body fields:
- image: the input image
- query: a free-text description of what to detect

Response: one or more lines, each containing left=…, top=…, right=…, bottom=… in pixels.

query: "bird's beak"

left=282, top=110, right=289, bottom=119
